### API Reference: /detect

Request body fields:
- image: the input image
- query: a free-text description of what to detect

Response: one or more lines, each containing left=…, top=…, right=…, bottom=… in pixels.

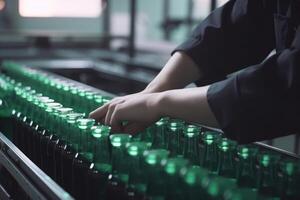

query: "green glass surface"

left=183, top=125, right=201, bottom=164
left=201, top=131, right=221, bottom=172
left=92, top=125, right=112, bottom=173
left=236, top=145, right=258, bottom=188
left=217, top=138, right=237, bottom=178
left=167, top=119, right=184, bottom=156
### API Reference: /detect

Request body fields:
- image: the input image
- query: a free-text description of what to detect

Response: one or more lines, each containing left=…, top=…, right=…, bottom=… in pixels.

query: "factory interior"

left=0, top=0, right=299, bottom=199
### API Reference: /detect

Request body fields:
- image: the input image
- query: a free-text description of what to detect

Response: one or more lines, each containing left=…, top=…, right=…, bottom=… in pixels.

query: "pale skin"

left=89, top=52, right=219, bottom=134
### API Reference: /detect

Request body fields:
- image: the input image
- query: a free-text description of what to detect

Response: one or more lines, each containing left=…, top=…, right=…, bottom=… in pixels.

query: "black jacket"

left=173, top=0, right=300, bottom=143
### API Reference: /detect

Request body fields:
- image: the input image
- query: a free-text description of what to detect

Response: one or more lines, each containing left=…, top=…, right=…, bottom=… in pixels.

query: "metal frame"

left=0, top=184, right=11, bottom=200
left=0, top=132, right=74, bottom=200
left=255, top=141, right=300, bottom=159
left=194, top=125, right=300, bottom=159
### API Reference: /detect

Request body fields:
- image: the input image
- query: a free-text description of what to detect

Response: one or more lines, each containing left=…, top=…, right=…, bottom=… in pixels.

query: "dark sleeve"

left=172, top=0, right=276, bottom=85
left=208, top=30, right=300, bottom=143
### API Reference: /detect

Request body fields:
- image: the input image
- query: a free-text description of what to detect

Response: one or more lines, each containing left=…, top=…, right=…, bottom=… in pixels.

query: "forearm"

left=155, top=86, right=219, bottom=128
left=143, top=52, right=203, bottom=93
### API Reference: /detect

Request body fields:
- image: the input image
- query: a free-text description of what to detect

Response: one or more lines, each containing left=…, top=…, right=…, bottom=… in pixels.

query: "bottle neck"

left=183, top=135, right=199, bottom=164
left=111, top=147, right=129, bottom=184
left=217, top=150, right=235, bottom=178
left=202, top=141, right=218, bottom=172
left=93, top=136, right=112, bottom=173
left=236, top=156, right=256, bottom=188
left=167, top=129, right=182, bottom=156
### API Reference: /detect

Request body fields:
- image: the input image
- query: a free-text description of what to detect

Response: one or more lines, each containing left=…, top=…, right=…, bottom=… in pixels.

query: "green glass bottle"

left=161, top=157, right=190, bottom=200
left=40, top=102, right=62, bottom=174
left=277, top=159, right=300, bottom=200
left=143, top=149, right=170, bottom=199
left=70, top=86, right=79, bottom=110
left=60, top=112, right=84, bottom=193
left=0, top=76, right=14, bottom=117
left=84, top=91, right=95, bottom=114
left=53, top=107, right=73, bottom=183
left=256, top=152, right=281, bottom=199
left=217, top=138, right=237, bottom=178
left=167, top=119, right=185, bottom=156
left=61, top=84, right=72, bottom=107
left=236, top=145, right=259, bottom=188
left=78, top=89, right=87, bottom=114
left=106, top=134, right=132, bottom=200
left=224, top=188, right=259, bottom=200
left=46, top=104, right=65, bottom=178
left=152, top=118, right=169, bottom=148
left=93, top=94, right=104, bottom=110
left=32, top=97, right=54, bottom=167
left=125, top=141, right=151, bottom=199
left=72, top=118, right=95, bottom=199
left=180, top=165, right=209, bottom=200
left=86, top=125, right=112, bottom=200
left=205, top=176, right=237, bottom=200
left=201, top=131, right=221, bottom=173
left=183, top=125, right=201, bottom=165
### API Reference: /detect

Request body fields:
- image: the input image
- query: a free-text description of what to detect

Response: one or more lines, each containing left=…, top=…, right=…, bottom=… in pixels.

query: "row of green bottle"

left=1, top=63, right=300, bottom=200
left=2, top=61, right=111, bottom=115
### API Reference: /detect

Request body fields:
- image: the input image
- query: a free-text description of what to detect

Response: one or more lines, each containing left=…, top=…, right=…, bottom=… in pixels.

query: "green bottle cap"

left=257, top=152, right=280, bottom=167
left=217, top=138, right=237, bottom=152
left=168, top=119, right=185, bottom=131
left=202, top=131, right=221, bottom=145
left=76, top=118, right=95, bottom=130
left=85, top=91, right=94, bottom=100
left=143, top=149, right=170, bottom=166
left=92, top=125, right=111, bottom=138
left=181, top=165, right=209, bottom=186
left=155, top=117, right=169, bottom=126
left=184, top=125, right=201, bottom=137
left=162, top=157, right=189, bottom=176
left=55, top=82, right=63, bottom=90
left=237, top=145, right=258, bottom=159
left=66, top=113, right=85, bottom=124
left=206, top=177, right=237, bottom=198
left=110, top=134, right=132, bottom=148
left=279, top=159, right=300, bottom=176
left=93, top=94, right=103, bottom=105
left=37, top=96, right=54, bottom=104
left=126, top=141, right=151, bottom=157
left=45, top=102, right=63, bottom=113
left=102, top=96, right=111, bottom=104
left=70, top=87, right=78, bottom=95
left=78, top=89, right=86, bottom=98
left=62, top=85, right=70, bottom=92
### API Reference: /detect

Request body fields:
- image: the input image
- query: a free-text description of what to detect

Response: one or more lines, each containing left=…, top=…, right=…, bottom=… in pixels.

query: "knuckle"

left=108, top=103, right=116, bottom=110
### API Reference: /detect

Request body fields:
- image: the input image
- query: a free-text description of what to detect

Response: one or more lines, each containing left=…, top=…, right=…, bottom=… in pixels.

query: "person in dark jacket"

left=90, top=0, right=300, bottom=144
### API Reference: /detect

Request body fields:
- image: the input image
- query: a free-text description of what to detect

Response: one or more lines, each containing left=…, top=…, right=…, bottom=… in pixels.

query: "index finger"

left=89, top=103, right=109, bottom=121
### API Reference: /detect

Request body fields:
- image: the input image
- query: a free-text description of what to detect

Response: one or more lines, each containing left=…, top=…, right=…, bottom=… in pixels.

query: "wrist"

left=143, top=81, right=170, bottom=94
left=146, top=92, right=169, bottom=118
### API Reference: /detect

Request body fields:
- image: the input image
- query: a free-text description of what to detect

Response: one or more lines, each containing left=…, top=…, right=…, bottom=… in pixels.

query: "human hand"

left=89, top=92, right=162, bottom=134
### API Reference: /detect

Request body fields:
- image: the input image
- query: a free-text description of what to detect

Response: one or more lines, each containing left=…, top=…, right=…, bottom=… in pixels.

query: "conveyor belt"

left=0, top=131, right=74, bottom=200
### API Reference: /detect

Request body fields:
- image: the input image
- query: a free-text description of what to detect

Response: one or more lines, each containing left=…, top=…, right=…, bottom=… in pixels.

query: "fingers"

left=110, top=106, right=123, bottom=132
left=89, top=98, right=124, bottom=123
left=89, top=103, right=109, bottom=121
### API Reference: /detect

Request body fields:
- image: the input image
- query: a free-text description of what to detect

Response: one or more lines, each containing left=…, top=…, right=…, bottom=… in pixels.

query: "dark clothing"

left=172, top=0, right=300, bottom=143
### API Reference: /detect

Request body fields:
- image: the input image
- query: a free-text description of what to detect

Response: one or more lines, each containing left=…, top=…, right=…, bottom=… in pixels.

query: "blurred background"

left=0, top=0, right=298, bottom=154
